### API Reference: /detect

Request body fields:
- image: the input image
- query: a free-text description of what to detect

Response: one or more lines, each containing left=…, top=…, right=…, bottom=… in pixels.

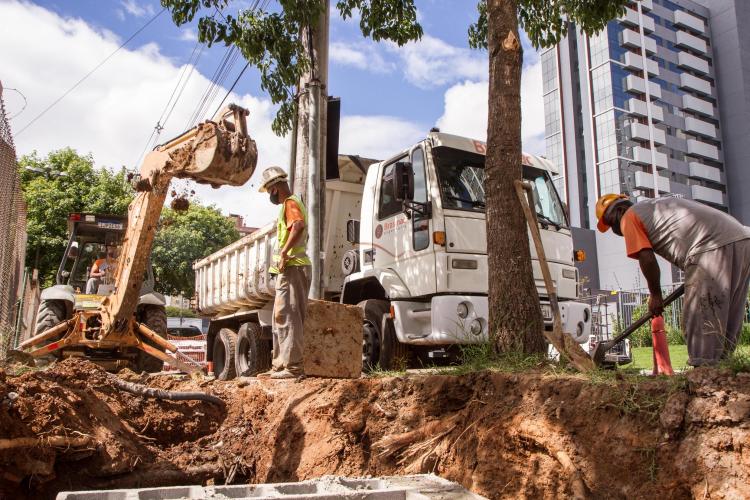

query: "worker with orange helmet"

left=596, top=193, right=750, bottom=366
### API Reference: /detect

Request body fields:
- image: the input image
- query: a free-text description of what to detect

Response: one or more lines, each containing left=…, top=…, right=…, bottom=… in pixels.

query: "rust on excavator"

left=22, top=104, right=258, bottom=373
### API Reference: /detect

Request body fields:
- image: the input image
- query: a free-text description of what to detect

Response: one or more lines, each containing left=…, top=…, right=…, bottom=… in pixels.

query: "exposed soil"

left=1, top=358, right=749, bottom=499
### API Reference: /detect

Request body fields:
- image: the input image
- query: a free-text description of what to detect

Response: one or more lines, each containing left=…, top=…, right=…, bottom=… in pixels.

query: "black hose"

left=108, top=375, right=225, bottom=407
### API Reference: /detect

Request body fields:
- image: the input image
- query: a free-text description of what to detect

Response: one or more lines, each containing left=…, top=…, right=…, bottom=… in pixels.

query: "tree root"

left=108, top=375, right=224, bottom=406
left=0, top=435, right=92, bottom=450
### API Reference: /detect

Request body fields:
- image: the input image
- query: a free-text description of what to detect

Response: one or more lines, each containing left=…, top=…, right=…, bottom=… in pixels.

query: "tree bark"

left=485, top=0, right=545, bottom=354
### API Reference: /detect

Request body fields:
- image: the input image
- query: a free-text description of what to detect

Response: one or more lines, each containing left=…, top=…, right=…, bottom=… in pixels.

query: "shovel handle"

left=607, top=284, right=685, bottom=346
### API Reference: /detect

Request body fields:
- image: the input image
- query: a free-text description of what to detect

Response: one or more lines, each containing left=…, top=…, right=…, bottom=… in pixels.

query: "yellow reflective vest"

left=270, top=194, right=311, bottom=274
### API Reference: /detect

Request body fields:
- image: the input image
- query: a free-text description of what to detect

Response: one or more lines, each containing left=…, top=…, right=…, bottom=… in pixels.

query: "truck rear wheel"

left=235, top=322, right=271, bottom=376
left=358, top=299, right=388, bottom=371
left=136, top=305, right=168, bottom=373
left=213, top=328, right=238, bottom=380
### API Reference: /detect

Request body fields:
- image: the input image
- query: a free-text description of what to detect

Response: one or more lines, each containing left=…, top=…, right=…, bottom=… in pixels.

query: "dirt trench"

left=1, top=358, right=749, bottom=499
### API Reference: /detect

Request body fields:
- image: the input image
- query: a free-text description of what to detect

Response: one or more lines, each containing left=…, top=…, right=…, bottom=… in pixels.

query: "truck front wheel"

left=358, top=299, right=388, bottom=371
left=235, top=322, right=271, bottom=376
left=213, top=328, right=238, bottom=380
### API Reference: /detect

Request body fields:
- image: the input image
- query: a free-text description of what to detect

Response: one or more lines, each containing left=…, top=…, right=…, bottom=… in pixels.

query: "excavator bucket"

left=153, top=104, right=258, bottom=187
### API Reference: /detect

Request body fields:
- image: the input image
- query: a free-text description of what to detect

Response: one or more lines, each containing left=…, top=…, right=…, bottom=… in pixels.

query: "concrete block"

left=303, top=300, right=363, bottom=378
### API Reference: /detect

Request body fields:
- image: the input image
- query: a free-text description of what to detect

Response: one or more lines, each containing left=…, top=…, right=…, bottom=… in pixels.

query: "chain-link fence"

left=0, top=82, right=29, bottom=358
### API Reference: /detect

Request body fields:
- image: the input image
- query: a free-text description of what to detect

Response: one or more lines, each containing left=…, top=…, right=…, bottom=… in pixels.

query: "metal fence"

left=0, top=82, right=29, bottom=358
left=580, top=282, right=685, bottom=342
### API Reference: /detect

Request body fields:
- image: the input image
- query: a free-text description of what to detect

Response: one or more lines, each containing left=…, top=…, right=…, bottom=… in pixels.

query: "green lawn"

left=626, top=345, right=750, bottom=372
left=626, top=345, right=688, bottom=372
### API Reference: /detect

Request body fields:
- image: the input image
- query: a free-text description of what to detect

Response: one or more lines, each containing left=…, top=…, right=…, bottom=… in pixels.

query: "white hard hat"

left=258, top=166, right=288, bottom=192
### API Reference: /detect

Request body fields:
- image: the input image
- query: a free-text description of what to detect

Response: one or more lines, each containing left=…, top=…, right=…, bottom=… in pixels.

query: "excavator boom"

left=100, top=104, right=257, bottom=337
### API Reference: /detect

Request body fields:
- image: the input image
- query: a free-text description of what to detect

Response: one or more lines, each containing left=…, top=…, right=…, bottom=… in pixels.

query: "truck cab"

left=342, top=132, right=591, bottom=368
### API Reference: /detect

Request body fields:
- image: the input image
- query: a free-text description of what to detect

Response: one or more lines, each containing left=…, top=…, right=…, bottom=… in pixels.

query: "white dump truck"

left=194, top=131, right=592, bottom=379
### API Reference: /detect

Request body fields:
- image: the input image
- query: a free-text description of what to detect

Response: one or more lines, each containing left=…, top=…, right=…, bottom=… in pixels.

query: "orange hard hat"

left=595, top=193, right=630, bottom=232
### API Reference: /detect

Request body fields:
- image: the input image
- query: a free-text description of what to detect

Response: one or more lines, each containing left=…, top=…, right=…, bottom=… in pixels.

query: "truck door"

left=373, top=146, right=436, bottom=297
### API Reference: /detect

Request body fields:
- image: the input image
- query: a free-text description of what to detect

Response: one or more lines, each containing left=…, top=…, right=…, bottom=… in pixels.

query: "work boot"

left=270, top=369, right=298, bottom=380
left=256, top=370, right=276, bottom=379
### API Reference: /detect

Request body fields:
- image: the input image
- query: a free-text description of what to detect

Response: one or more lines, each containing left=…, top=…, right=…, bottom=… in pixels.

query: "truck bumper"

left=392, top=296, right=591, bottom=346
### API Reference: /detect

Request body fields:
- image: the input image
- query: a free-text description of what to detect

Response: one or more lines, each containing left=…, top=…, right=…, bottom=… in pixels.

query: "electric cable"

left=15, top=8, right=166, bottom=136
left=211, top=61, right=250, bottom=117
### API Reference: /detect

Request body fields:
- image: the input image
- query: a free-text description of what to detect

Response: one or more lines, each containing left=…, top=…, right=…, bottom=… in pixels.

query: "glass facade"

left=542, top=48, right=565, bottom=197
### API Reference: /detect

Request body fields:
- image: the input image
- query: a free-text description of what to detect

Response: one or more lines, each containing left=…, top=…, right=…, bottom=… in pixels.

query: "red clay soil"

left=1, top=358, right=749, bottom=499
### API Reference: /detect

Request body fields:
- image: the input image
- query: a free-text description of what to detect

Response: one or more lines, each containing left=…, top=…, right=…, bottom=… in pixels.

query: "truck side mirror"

left=392, top=161, right=414, bottom=202
left=346, top=219, right=360, bottom=244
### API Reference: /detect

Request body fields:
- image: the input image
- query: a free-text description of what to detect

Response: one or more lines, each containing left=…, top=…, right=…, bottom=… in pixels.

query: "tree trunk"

left=485, top=0, right=545, bottom=354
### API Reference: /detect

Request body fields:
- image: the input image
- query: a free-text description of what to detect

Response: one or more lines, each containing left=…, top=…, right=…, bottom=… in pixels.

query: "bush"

left=740, top=323, right=750, bottom=345
left=624, top=303, right=685, bottom=347
left=165, top=306, right=197, bottom=318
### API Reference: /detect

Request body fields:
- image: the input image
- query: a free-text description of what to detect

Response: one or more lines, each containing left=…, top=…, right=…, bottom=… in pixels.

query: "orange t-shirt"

left=620, top=209, right=653, bottom=258
left=284, top=199, right=304, bottom=229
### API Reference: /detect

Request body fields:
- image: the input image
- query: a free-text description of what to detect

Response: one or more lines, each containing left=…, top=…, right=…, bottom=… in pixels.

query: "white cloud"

left=435, top=58, right=546, bottom=155
left=329, top=42, right=395, bottom=74
left=120, top=0, right=155, bottom=18
left=339, top=115, right=425, bottom=160
left=389, top=34, right=487, bottom=88
left=179, top=28, right=197, bottom=42
left=1, top=0, right=285, bottom=227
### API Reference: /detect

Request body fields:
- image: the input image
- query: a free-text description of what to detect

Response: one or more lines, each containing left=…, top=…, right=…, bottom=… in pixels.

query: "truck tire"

left=380, top=314, right=411, bottom=370
left=136, top=305, right=168, bottom=373
left=358, top=299, right=388, bottom=371
left=33, top=300, right=69, bottom=364
left=213, top=328, right=238, bottom=380
left=235, top=322, right=272, bottom=376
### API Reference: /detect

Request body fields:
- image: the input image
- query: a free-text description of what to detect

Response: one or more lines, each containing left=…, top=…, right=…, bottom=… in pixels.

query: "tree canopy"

left=19, top=148, right=134, bottom=287
left=160, top=0, right=422, bottom=135
left=151, top=203, right=240, bottom=296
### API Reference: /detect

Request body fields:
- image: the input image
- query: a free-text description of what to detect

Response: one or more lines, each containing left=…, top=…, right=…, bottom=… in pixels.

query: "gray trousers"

left=86, top=278, right=101, bottom=294
left=684, top=239, right=750, bottom=366
left=271, top=265, right=311, bottom=373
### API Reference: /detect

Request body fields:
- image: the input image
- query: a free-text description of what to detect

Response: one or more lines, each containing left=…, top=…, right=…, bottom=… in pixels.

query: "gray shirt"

left=629, top=197, right=750, bottom=268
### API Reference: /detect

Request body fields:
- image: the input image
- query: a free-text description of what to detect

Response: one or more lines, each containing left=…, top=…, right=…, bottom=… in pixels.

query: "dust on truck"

left=195, top=131, right=592, bottom=379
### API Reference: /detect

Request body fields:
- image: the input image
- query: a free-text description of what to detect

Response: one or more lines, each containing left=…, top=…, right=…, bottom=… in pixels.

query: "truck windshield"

left=434, top=147, right=567, bottom=227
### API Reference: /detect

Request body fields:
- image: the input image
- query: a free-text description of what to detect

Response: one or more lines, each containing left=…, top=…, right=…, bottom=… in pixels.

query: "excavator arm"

left=100, top=104, right=258, bottom=336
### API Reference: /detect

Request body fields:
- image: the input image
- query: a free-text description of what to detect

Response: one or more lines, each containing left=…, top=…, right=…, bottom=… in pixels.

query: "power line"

left=16, top=8, right=166, bottom=137
left=211, top=61, right=250, bottom=117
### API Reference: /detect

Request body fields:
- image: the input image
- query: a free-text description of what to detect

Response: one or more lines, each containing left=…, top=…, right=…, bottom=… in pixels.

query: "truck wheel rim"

left=362, top=322, right=378, bottom=366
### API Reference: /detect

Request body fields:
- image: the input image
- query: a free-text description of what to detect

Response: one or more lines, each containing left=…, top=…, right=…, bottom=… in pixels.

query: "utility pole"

left=293, top=1, right=329, bottom=300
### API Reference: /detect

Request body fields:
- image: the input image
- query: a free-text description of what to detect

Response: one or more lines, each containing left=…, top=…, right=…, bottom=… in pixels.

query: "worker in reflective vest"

left=258, top=166, right=312, bottom=379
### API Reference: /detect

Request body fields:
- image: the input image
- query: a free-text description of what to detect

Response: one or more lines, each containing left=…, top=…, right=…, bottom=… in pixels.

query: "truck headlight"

left=457, top=302, right=469, bottom=319
left=470, top=318, right=484, bottom=335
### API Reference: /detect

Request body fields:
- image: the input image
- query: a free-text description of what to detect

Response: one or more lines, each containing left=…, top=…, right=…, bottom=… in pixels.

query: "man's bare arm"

left=637, top=249, right=663, bottom=315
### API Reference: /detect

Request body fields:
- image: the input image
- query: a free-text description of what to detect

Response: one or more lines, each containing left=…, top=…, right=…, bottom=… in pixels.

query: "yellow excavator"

left=19, top=104, right=257, bottom=373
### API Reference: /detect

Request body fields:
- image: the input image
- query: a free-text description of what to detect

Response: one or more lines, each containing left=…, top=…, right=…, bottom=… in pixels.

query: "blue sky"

left=1, top=0, right=545, bottom=226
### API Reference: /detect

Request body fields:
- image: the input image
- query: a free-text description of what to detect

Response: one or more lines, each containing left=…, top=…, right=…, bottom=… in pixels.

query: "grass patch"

left=366, top=364, right=408, bottom=378
left=436, top=343, right=549, bottom=376
left=626, top=345, right=689, bottom=372
left=719, top=345, right=750, bottom=373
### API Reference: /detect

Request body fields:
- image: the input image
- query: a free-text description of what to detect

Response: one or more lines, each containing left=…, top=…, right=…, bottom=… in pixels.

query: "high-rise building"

left=543, top=0, right=749, bottom=291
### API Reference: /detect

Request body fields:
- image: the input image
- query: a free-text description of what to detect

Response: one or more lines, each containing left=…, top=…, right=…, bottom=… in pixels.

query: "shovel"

left=591, top=284, right=685, bottom=367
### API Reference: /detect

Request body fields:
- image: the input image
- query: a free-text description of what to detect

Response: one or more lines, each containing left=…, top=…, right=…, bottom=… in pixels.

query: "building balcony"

left=643, top=36, right=657, bottom=55
left=648, top=81, right=661, bottom=100
left=684, top=116, right=717, bottom=139
left=652, top=127, right=666, bottom=145
left=621, top=29, right=641, bottom=49
left=635, top=171, right=670, bottom=192
left=626, top=75, right=646, bottom=94
left=633, top=147, right=669, bottom=170
left=678, top=52, right=710, bottom=75
left=689, top=162, right=722, bottom=183
left=674, top=10, right=705, bottom=34
left=628, top=98, right=648, bottom=117
left=645, top=58, right=659, bottom=76
left=691, top=185, right=725, bottom=206
left=687, top=139, right=719, bottom=160
left=675, top=30, right=708, bottom=54
left=620, top=7, right=640, bottom=28
left=679, top=73, right=711, bottom=96
left=624, top=52, right=643, bottom=71
left=682, top=94, right=714, bottom=117
left=650, top=104, right=664, bottom=122
left=639, top=0, right=652, bottom=11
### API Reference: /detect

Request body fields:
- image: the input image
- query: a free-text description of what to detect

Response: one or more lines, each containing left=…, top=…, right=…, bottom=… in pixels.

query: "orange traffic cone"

left=651, top=316, right=674, bottom=375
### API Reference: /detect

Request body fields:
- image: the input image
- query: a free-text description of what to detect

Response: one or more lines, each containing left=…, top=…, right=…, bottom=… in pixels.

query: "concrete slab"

left=56, top=474, right=486, bottom=500
left=303, top=300, right=363, bottom=378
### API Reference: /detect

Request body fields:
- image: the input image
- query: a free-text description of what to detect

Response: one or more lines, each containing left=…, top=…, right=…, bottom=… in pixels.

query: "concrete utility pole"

left=293, top=1, right=329, bottom=300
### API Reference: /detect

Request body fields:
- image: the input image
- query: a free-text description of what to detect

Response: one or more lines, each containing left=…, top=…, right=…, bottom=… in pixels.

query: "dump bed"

left=194, top=156, right=373, bottom=318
